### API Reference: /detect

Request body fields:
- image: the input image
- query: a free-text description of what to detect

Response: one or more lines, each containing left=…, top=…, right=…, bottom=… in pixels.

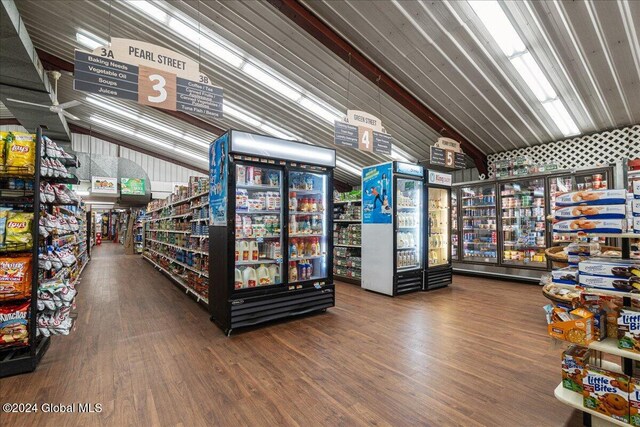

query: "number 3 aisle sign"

left=74, top=38, right=223, bottom=118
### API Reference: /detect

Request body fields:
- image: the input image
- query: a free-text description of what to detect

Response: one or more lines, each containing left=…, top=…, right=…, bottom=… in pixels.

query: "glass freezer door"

left=428, top=188, right=450, bottom=267
left=234, top=163, right=284, bottom=289
left=461, top=185, right=497, bottom=263
left=287, top=171, right=328, bottom=282
left=500, top=179, right=546, bottom=267
left=396, top=178, right=422, bottom=271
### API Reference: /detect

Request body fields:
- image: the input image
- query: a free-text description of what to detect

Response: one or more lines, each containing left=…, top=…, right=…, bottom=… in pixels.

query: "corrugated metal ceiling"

left=8, top=0, right=639, bottom=185
left=302, top=0, right=640, bottom=151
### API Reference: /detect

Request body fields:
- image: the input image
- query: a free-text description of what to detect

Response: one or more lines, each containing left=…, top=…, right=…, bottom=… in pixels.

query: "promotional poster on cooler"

left=362, top=162, right=393, bottom=224
left=210, top=134, right=228, bottom=226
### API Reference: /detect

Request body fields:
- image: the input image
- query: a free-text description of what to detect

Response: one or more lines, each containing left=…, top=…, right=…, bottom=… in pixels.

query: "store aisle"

left=0, top=243, right=581, bottom=426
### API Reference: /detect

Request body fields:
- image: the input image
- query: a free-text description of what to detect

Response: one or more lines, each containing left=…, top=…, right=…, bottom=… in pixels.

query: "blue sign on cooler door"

left=362, top=163, right=393, bottom=224
left=210, top=133, right=228, bottom=226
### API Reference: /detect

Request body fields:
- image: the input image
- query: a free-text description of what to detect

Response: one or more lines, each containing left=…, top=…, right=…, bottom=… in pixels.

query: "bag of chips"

left=0, top=300, right=29, bottom=348
left=6, top=132, right=36, bottom=174
left=0, top=208, right=10, bottom=248
left=0, top=256, right=32, bottom=301
left=0, top=131, right=7, bottom=166
left=5, top=212, right=33, bottom=248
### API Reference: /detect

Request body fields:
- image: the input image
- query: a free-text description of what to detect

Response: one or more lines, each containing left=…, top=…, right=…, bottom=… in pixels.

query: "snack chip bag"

left=0, top=208, right=10, bottom=248
left=5, top=212, right=33, bottom=248
left=5, top=132, right=36, bottom=174
left=0, top=131, right=7, bottom=166
left=0, top=300, right=29, bottom=347
left=0, top=256, right=32, bottom=301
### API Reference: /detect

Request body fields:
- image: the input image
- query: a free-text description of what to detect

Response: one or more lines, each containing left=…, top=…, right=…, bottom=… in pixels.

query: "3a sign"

left=430, top=146, right=466, bottom=169
left=74, top=38, right=223, bottom=119
left=334, top=110, right=392, bottom=155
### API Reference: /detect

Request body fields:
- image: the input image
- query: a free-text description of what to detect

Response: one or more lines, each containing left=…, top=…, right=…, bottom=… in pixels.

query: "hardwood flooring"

left=0, top=243, right=583, bottom=426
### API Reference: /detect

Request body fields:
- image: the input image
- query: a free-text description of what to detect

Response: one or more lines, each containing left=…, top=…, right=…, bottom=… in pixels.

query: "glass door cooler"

left=499, top=179, right=547, bottom=268
left=424, top=170, right=453, bottom=290
left=460, top=184, right=497, bottom=264
left=451, top=189, right=459, bottom=261
left=362, top=162, right=424, bottom=296
left=209, top=131, right=335, bottom=335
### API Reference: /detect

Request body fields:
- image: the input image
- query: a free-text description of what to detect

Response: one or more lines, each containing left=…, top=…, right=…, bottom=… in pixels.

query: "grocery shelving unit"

left=333, top=198, right=361, bottom=285
left=142, top=179, right=209, bottom=306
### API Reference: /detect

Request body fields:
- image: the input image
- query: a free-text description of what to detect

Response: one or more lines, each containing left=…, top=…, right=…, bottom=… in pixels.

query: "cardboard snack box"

left=562, top=345, right=591, bottom=393
left=583, top=365, right=630, bottom=424
left=553, top=219, right=626, bottom=234
left=548, top=308, right=594, bottom=345
left=618, top=308, right=640, bottom=353
left=579, top=259, right=640, bottom=279
left=556, top=189, right=627, bottom=207
left=579, top=274, right=639, bottom=292
left=554, top=205, right=627, bottom=220
left=631, top=377, right=640, bottom=426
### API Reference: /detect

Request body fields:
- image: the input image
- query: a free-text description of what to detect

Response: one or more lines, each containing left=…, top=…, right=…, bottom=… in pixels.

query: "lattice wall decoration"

left=486, top=124, right=640, bottom=178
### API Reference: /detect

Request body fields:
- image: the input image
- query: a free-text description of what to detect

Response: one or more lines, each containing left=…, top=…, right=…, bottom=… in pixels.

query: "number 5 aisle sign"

left=73, top=38, right=223, bottom=118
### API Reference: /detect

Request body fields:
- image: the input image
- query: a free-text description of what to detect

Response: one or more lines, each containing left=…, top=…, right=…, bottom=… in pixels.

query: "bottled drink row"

left=289, top=194, right=324, bottom=213
left=236, top=214, right=281, bottom=238
left=397, top=250, right=418, bottom=268
left=236, top=165, right=280, bottom=187
left=288, top=238, right=322, bottom=258
left=235, top=240, right=282, bottom=263
left=236, top=190, right=281, bottom=211
left=398, top=212, right=419, bottom=227
left=235, top=264, right=281, bottom=289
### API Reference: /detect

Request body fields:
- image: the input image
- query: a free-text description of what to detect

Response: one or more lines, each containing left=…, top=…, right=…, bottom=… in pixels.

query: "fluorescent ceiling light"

left=183, top=135, right=210, bottom=148
left=542, top=100, right=580, bottom=137
left=468, top=0, right=581, bottom=137
left=199, top=37, right=244, bottom=68
left=299, top=98, right=341, bottom=124
left=74, top=190, right=90, bottom=196
left=126, top=0, right=168, bottom=22
left=76, top=29, right=107, bottom=51
left=391, top=147, right=413, bottom=163
left=85, top=201, right=116, bottom=206
left=242, top=63, right=302, bottom=101
left=90, top=115, right=136, bottom=134
left=468, top=1, right=525, bottom=57
left=138, top=117, right=182, bottom=139
left=336, top=159, right=362, bottom=177
left=86, top=97, right=138, bottom=120
left=168, top=18, right=200, bottom=42
left=223, top=103, right=261, bottom=127
left=510, top=53, right=557, bottom=102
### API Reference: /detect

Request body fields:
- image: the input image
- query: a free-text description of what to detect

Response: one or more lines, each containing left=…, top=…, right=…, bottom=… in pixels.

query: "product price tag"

left=256, top=237, right=264, bottom=243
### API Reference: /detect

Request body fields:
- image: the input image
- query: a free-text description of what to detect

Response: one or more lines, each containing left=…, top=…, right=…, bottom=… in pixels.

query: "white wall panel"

left=0, top=125, right=28, bottom=133
left=70, top=134, right=205, bottom=192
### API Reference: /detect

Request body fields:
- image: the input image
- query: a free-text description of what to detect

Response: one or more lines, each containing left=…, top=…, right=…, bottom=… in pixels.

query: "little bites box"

left=631, top=378, right=640, bottom=426
left=562, top=345, right=591, bottom=393
left=583, top=365, right=630, bottom=423
left=618, top=308, right=640, bottom=353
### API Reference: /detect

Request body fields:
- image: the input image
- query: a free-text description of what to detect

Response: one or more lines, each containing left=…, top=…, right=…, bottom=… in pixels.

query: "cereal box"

left=562, top=345, right=591, bottom=393
left=583, top=365, right=630, bottom=423
left=631, top=377, right=640, bottom=426
left=618, top=308, right=640, bottom=353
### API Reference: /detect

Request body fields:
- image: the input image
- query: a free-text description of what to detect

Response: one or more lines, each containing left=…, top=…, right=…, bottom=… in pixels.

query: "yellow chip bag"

left=5, top=212, right=33, bottom=247
left=6, top=132, right=35, bottom=174
left=0, top=131, right=7, bottom=166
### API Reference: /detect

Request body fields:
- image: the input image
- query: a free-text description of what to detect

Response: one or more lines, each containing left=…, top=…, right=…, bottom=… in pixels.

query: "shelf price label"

left=73, top=38, right=223, bottom=118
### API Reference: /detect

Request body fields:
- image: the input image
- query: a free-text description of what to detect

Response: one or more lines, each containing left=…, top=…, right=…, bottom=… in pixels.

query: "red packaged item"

left=0, top=300, right=29, bottom=348
left=0, top=256, right=32, bottom=301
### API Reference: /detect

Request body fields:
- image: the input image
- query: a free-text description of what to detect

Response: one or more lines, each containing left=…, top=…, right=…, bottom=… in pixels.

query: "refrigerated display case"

left=362, top=161, right=424, bottom=296
left=451, top=189, right=459, bottom=261
left=424, top=170, right=453, bottom=290
left=460, top=184, right=497, bottom=263
left=209, top=131, right=336, bottom=335
left=499, top=179, right=546, bottom=268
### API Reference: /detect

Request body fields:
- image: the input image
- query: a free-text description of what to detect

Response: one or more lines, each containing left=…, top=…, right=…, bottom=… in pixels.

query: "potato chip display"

left=5, top=212, right=33, bottom=248
left=0, top=209, right=9, bottom=248
left=0, top=256, right=32, bottom=301
left=0, top=300, right=29, bottom=348
left=5, top=132, right=35, bottom=174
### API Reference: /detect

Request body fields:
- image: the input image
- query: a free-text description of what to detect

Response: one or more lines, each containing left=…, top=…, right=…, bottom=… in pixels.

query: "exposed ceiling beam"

left=0, top=118, right=21, bottom=126
left=69, top=123, right=207, bottom=174
left=266, top=0, right=488, bottom=175
left=35, top=49, right=226, bottom=136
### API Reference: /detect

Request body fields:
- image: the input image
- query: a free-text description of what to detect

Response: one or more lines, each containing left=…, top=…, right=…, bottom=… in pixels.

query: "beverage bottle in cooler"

left=257, top=264, right=271, bottom=286
left=311, top=238, right=318, bottom=256
left=290, top=240, right=298, bottom=258
left=235, top=241, right=240, bottom=262
left=250, top=240, right=259, bottom=261
left=304, top=217, right=311, bottom=234
left=241, top=241, right=250, bottom=261
left=243, top=267, right=257, bottom=288
left=289, top=192, right=297, bottom=212
left=307, top=260, right=313, bottom=279
left=289, top=215, right=298, bottom=234
left=269, top=264, right=280, bottom=284
left=289, top=261, right=298, bottom=282
left=235, top=268, right=244, bottom=289
left=297, top=238, right=305, bottom=257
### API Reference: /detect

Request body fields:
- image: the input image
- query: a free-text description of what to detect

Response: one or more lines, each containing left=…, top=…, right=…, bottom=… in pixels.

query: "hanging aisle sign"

left=120, top=178, right=146, bottom=195
left=334, top=110, right=392, bottom=155
left=73, top=38, right=223, bottom=119
left=430, top=137, right=466, bottom=169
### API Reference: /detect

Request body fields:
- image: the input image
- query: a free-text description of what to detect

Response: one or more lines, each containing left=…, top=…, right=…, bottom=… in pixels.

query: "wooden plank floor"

left=0, top=243, right=583, bottom=426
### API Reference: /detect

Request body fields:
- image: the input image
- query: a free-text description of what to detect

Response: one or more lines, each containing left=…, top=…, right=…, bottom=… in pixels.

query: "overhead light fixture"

left=242, top=63, right=302, bottom=102
left=86, top=96, right=138, bottom=120
left=89, top=115, right=136, bottom=134
left=74, top=190, right=90, bottom=196
left=391, top=147, right=413, bottom=163
left=510, top=52, right=557, bottom=102
left=126, top=0, right=168, bottom=23
left=468, top=0, right=581, bottom=137
left=299, top=98, right=341, bottom=124
left=468, top=1, right=525, bottom=57
left=84, top=201, right=115, bottom=205
left=336, top=159, right=362, bottom=177
left=76, top=29, right=107, bottom=51
left=223, top=103, right=262, bottom=128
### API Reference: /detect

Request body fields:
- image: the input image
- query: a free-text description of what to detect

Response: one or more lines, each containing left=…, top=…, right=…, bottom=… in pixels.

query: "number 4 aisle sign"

left=74, top=38, right=223, bottom=118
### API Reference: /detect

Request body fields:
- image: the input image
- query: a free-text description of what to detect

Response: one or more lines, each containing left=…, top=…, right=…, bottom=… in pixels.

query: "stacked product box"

left=578, top=259, right=640, bottom=292
left=553, top=189, right=627, bottom=234
left=633, top=178, right=640, bottom=233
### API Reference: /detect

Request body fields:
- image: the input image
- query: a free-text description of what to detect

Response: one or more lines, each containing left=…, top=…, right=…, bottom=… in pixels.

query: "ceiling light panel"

left=76, top=29, right=107, bottom=51
left=242, top=63, right=302, bottom=101
left=468, top=1, right=525, bottom=57
left=510, top=52, right=557, bottom=102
